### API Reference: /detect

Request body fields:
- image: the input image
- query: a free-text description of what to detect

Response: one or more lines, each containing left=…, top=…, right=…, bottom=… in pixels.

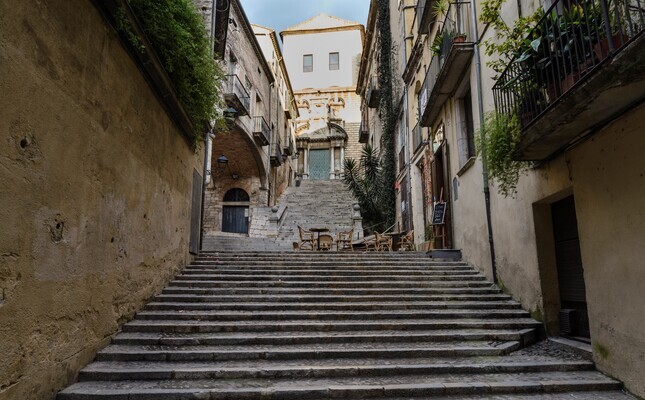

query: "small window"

left=329, top=52, right=339, bottom=70
left=303, top=54, right=313, bottom=72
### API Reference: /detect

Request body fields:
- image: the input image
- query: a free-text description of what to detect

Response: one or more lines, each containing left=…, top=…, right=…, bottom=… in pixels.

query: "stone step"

left=95, top=341, right=521, bottom=362
left=160, top=286, right=505, bottom=295
left=174, top=273, right=487, bottom=282
left=191, top=260, right=469, bottom=267
left=168, top=279, right=495, bottom=288
left=78, top=359, right=593, bottom=381
left=182, top=267, right=479, bottom=275
left=145, top=300, right=521, bottom=311
left=157, top=292, right=512, bottom=302
left=58, top=371, right=622, bottom=399
left=111, top=329, right=535, bottom=346
left=134, top=309, right=530, bottom=321
left=122, top=318, right=541, bottom=333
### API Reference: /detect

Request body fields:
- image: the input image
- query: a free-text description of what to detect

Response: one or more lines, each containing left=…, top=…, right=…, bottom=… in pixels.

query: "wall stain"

left=22, top=19, right=60, bottom=80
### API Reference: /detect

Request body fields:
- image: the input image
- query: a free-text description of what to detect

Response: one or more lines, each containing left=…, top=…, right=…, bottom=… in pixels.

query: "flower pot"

left=452, top=34, right=467, bottom=43
left=593, top=34, right=629, bottom=60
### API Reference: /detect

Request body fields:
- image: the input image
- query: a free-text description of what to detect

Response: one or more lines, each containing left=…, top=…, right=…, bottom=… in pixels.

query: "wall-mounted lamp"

left=223, top=107, right=238, bottom=124
left=208, top=154, right=239, bottom=180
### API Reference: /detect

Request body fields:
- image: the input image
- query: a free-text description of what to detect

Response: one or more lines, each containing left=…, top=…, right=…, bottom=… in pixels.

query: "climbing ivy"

left=376, top=0, right=397, bottom=229
left=119, top=0, right=226, bottom=142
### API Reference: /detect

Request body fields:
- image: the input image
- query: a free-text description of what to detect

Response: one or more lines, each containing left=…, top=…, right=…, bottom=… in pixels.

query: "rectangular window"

left=464, top=90, right=475, bottom=158
left=329, top=52, right=339, bottom=70
left=303, top=54, right=313, bottom=72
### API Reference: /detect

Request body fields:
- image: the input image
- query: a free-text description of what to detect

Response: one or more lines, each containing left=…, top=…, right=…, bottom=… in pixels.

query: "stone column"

left=330, top=144, right=335, bottom=179
left=340, top=146, right=345, bottom=179
left=304, top=147, right=309, bottom=179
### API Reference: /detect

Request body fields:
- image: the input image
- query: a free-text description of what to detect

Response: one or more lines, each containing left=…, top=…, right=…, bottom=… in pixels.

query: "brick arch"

left=212, top=125, right=267, bottom=188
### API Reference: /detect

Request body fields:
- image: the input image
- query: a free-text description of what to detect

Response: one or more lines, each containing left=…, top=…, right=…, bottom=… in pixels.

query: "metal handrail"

left=253, top=116, right=270, bottom=144
left=493, top=0, right=644, bottom=131
left=225, top=74, right=250, bottom=112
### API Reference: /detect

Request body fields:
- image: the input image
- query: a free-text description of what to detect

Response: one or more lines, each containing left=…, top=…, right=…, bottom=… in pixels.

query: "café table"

left=309, top=227, right=330, bottom=251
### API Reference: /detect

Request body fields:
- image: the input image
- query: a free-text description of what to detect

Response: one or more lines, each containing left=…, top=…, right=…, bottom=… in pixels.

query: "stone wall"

left=0, top=1, right=203, bottom=398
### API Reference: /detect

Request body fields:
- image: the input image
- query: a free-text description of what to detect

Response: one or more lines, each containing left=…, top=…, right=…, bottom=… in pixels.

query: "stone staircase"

left=58, top=251, right=632, bottom=399
left=275, top=180, right=356, bottom=248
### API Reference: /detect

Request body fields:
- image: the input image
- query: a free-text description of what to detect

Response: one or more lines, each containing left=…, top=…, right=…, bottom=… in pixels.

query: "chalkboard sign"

left=432, top=202, right=447, bottom=225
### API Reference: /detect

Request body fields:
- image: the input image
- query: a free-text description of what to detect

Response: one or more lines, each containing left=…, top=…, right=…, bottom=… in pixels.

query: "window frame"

left=329, top=52, right=340, bottom=70
left=303, top=54, right=313, bottom=73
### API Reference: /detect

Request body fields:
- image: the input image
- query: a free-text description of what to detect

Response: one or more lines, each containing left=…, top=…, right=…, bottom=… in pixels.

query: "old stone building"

left=281, top=14, right=365, bottom=180
left=199, top=0, right=296, bottom=236
left=360, top=0, right=645, bottom=396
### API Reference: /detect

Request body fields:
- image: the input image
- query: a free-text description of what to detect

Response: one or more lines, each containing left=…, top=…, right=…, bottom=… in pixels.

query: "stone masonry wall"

left=0, top=1, right=203, bottom=398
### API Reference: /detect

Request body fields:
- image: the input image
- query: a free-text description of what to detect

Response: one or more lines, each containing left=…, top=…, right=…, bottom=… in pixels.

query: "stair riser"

left=111, top=332, right=524, bottom=346
left=160, top=288, right=504, bottom=295
left=168, top=281, right=495, bottom=289
left=144, top=302, right=521, bottom=311
left=174, top=275, right=487, bottom=282
left=122, top=321, right=540, bottom=333
left=95, top=346, right=516, bottom=363
left=182, top=268, right=478, bottom=275
left=157, top=293, right=512, bottom=302
left=78, top=362, right=593, bottom=381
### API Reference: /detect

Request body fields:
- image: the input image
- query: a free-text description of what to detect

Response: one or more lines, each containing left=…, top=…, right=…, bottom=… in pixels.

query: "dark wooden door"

left=552, top=195, right=590, bottom=338
left=222, top=206, right=249, bottom=234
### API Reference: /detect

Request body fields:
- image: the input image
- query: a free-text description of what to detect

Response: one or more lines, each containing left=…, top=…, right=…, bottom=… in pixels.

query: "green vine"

left=376, top=0, right=397, bottom=228
left=118, top=0, right=226, bottom=142
left=476, top=112, right=528, bottom=197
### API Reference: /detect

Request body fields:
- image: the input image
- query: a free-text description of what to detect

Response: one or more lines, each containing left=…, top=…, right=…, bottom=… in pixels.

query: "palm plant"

left=343, top=144, right=388, bottom=233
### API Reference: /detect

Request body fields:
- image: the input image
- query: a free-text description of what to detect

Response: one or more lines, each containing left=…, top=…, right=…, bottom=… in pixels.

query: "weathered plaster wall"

left=0, top=1, right=203, bottom=398
left=568, top=105, right=645, bottom=397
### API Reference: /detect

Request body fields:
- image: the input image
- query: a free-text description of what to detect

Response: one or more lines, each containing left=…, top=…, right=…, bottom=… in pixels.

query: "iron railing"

left=359, top=119, right=370, bottom=142
left=493, top=0, right=644, bottom=131
left=417, top=0, right=428, bottom=32
left=252, top=116, right=270, bottom=146
left=418, top=2, right=474, bottom=118
left=224, top=74, right=250, bottom=113
left=367, top=76, right=380, bottom=108
left=271, top=137, right=283, bottom=166
left=398, top=146, right=407, bottom=172
left=412, top=122, right=424, bottom=153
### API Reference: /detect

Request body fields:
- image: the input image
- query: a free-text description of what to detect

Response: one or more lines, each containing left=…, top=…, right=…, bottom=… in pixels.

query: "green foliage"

left=480, top=0, right=544, bottom=78
left=476, top=112, right=528, bottom=197
left=424, top=224, right=435, bottom=241
left=121, top=0, right=225, bottom=142
left=376, top=0, right=397, bottom=227
left=343, top=145, right=388, bottom=232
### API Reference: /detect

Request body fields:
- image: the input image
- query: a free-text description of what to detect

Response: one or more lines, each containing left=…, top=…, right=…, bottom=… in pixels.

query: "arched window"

left=223, top=188, right=249, bottom=202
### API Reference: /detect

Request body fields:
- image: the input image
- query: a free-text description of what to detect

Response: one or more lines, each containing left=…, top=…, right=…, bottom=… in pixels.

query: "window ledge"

left=456, top=156, right=476, bottom=177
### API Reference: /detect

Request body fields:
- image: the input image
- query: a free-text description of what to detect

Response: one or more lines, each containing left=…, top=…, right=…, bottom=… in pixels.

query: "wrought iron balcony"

left=359, top=120, right=370, bottom=143
left=398, top=146, right=407, bottom=173
left=412, top=122, right=424, bottom=154
left=417, top=0, right=433, bottom=34
left=271, top=137, right=283, bottom=167
left=224, top=74, right=250, bottom=116
left=252, top=116, right=270, bottom=146
left=419, top=2, right=475, bottom=127
left=283, top=137, right=295, bottom=156
left=366, top=76, right=380, bottom=108
left=493, top=0, right=644, bottom=160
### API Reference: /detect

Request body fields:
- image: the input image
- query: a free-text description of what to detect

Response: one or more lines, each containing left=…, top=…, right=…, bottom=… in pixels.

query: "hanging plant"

left=476, top=112, right=528, bottom=197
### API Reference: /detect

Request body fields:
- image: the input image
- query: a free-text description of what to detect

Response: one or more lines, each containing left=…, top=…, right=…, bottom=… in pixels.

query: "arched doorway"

left=222, top=188, right=250, bottom=234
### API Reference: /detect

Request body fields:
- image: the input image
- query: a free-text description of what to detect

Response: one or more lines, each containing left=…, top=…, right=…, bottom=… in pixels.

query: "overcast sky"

left=239, top=0, right=370, bottom=35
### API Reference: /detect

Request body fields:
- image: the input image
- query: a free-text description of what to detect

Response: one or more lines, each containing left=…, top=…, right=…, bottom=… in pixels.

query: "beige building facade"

left=200, top=0, right=296, bottom=236
left=360, top=0, right=645, bottom=396
left=281, top=15, right=365, bottom=180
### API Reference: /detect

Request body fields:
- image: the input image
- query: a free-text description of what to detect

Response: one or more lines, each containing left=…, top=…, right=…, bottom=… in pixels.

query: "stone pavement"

left=57, top=251, right=634, bottom=399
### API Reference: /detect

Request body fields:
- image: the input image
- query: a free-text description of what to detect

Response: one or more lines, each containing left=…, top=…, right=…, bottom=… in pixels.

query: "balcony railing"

left=366, top=76, right=380, bottom=108
left=493, top=0, right=644, bottom=160
left=398, top=146, right=407, bottom=173
left=271, top=137, right=283, bottom=166
left=224, top=74, right=250, bottom=116
left=412, top=122, right=424, bottom=154
left=359, top=120, right=370, bottom=143
left=417, top=0, right=428, bottom=33
left=494, top=0, right=644, bottom=130
left=252, top=116, right=270, bottom=146
left=419, top=2, right=475, bottom=126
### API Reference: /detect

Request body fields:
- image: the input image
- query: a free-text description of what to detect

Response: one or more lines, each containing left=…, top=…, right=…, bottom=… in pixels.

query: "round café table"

left=309, top=227, right=330, bottom=251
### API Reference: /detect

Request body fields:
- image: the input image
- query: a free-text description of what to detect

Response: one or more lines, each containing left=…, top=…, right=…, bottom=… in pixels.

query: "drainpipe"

left=470, top=0, right=498, bottom=283
left=267, top=82, right=274, bottom=206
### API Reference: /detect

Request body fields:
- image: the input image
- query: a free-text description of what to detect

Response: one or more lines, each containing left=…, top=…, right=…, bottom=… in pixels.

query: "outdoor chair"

left=336, top=228, right=354, bottom=251
left=362, top=234, right=378, bottom=251
left=375, top=232, right=393, bottom=251
left=298, top=225, right=315, bottom=251
left=398, top=230, right=415, bottom=251
left=318, top=234, right=334, bottom=251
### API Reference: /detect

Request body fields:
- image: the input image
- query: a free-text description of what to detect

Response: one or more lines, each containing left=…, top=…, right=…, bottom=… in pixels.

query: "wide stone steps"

left=58, top=251, right=628, bottom=399
left=110, top=329, right=534, bottom=346
left=78, top=359, right=594, bottom=380
left=58, top=371, right=622, bottom=399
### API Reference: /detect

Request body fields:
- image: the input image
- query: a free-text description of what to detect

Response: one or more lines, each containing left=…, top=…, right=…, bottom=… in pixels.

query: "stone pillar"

left=352, top=204, right=363, bottom=240
left=340, top=146, right=345, bottom=179
left=304, top=147, right=309, bottom=179
left=330, top=145, right=335, bottom=179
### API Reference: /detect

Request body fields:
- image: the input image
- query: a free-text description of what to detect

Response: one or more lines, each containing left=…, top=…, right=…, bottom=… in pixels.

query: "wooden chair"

left=398, top=230, right=415, bottom=251
left=336, top=228, right=354, bottom=251
left=318, top=234, right=334, bottom=251
left=375, top=232, right=393, bottom=251
left=298, top=225, right=315, bottom=251
left=362, top=234, right=378, bottom=251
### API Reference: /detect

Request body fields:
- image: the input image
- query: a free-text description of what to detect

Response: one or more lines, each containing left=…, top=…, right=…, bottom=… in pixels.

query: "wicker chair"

left=375, top=232, right=393, bottom=251
left=298, top=225, right=315, bottom=251
left=398, top=230, right=415, bottom=251
left=336, top=228, right=354, bottom=251
left=318, top=234, right=334, bottom=251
